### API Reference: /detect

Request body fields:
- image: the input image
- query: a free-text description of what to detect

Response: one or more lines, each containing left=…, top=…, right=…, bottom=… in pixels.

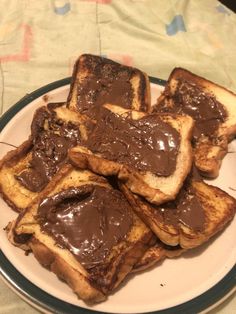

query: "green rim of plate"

left=0, top=76, right=235, bottom=314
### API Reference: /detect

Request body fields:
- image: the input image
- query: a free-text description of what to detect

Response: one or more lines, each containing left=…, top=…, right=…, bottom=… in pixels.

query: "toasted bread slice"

left=121, top=171, right=236, bottom=248
left=132, top=239, right=185, bottom=273
left=12, top=164, right=153, bottom=303
left=153, top=68, right=236, bottom=178
left=0, top=102, right=92, bottom=212
left=67, top=54, right=151, bottom=118
left=69, top=104, right=194, bottom=205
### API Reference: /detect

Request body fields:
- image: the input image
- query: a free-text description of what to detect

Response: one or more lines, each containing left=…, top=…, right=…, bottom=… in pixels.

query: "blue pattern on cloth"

left=166, top=15, right=187, bottom=36
left=216, top=4, right=231, bottom=15
left=54, top=2, right=71, bottom=15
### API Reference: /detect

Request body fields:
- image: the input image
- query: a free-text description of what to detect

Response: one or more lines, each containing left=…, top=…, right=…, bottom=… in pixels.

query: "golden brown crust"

left=193, top=138, right=228, bottom=178
left=141, top=72, right=151, bottom=112
left=0, top=138, right=36, bottom=212
left=29, top=238, right=106, bottom=303
left=69, top=152, right=170, bottom=205
left=168, top=68, right=236, bottom=98
left=104, top=229, right=154, bottom=291
left=132, top=244, right=166, bottom=272
left=132, top=240, right=186, bottom=273
left=6, top=220, right=31, bottom=250
left=0, top=137, right=33, bottom=168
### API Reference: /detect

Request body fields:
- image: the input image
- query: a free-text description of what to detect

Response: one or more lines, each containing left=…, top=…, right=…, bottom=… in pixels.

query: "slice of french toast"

left=67, top=54, right=151, bottom=118
left=0, top=102, right=93, bottom=212
left=12, top=164, right=153, bottom=303
left=69, top=104, right=194, bottom=205
left=153, top=68, right=236, bottom=178
left=121, top=169, right=236, bottom=248
left=132, top=239, right=185, bottom=273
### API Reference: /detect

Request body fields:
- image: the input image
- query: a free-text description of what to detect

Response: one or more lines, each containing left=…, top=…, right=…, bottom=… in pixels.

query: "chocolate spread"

left=76, top=55, right=137, bottom=119
left=157, top=80, right=227, bottom=142
left=177, top=184, right=205, bottom=231
left=157, top=203, right=179, bottom=228
left=16, top=107, right=81, bottom=192
left=157, top=169, right=205, bottom=232
left=37, top=185, right=133, bottom=269
left=85, top=109, right=180, bottom=176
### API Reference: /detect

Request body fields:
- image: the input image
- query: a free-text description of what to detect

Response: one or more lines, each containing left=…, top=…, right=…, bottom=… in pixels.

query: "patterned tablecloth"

left=0, top=0, right=235, bottom=313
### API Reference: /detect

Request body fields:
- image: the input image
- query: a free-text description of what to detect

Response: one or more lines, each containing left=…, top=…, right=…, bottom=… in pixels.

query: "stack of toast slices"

left=1, top=54, right=236, bottom=304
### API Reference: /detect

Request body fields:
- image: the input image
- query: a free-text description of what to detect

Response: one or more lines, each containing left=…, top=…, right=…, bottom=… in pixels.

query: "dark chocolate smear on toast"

left=75, top=55, right=136, bottom=119
left=85, top=108, right=180, bottom=177
left=37, top=185, right=133, bottom=269
left=156, top=80, right=227, bottom=143
left=16, top=106, right=81, bottom=192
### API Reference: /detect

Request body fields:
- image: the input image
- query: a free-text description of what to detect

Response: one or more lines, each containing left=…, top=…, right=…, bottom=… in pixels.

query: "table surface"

left=0, top=1, right=235, bottom=313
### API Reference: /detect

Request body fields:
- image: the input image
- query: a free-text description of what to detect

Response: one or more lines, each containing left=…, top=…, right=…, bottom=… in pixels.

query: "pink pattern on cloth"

left=0, top=24, right=32, bottom=62
left=81, top=0, right=112, bottom=4
left=107, top=53, right=134, bottom=66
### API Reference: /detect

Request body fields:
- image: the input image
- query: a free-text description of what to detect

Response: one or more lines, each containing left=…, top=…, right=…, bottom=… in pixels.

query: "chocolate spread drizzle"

left=156, top=168, right=205, bottom=232
left=37, top=185, right=133, bottom=269
left=85, top=108, right=180, bottom=176
left=157, top=80, right=227, bottom=142
left=16, top=106, right=81, bottom=192
left=75, top=55, right=137, bottom=119
left=178, top=186, right=205, bottom=231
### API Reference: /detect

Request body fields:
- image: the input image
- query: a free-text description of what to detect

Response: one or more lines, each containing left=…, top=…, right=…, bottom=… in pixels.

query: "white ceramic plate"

left=0, top=77, right=235, bottom=314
